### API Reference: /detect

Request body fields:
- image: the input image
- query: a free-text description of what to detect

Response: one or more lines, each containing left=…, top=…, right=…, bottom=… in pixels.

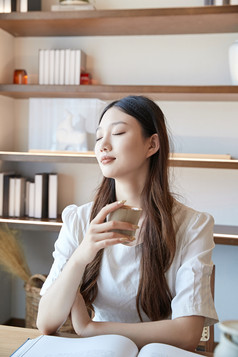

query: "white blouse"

left=40, top=200, right=218, bottom=327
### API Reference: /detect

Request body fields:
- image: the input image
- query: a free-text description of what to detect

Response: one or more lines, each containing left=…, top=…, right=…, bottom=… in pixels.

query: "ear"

left=146, top=134, right=160, bottom=158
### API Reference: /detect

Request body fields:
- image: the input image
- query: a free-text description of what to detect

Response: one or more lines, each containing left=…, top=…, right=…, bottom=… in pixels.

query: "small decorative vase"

left=229, top=40, right=238, bottom=85
left=214, top=320, right=238, bottom=357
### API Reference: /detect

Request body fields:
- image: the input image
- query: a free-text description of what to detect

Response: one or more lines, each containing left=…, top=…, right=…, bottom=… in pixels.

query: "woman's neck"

left=115, top=180, right=143, bottom=209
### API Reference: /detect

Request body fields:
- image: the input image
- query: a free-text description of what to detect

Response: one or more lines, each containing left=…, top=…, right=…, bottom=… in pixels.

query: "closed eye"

left=96, top=137, right=102, bottom=142
left=113, top=132, right=125, bottom=136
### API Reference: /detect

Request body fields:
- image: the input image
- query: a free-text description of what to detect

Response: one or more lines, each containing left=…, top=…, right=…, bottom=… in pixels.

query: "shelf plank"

left=0, top=151, right=238, bottom=169
left=0, top=217, right=62, bottom=232
left=0, top=85, right=238, bottom=101
left=214, top=225, right=238, bottom=245
left=1, top=218, right=237, bottom=245
left=0, top=6, right=238, bottom=37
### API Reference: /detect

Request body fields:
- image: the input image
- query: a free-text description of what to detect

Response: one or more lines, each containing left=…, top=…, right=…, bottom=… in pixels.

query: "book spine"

left=0, top=1, right=4, bottom=13
left=74, top=49, right=81, bottom=85
left=4, top=0, right=11, bottom=12
left=43, top=49, right=50, bottom=85
left=19, top=0, right=28, bottom=12
left=38, top=49, right=44, bottom=85
left=34, top=173, right=49, bottom=219
left=69, top=50, right=76, bottom=85
left=59, top=49, right=65, bottom=85
left=25, top=180, right=30, bottom=216
left=48, top=173, right=58, bottom=219
left=8, top=177, right=15, bottom=217
left=28, top=182, right=35, bottom=218
left=49, top=49, right=55, bottom=85
left=54, top=49, right=60, bottom=85
left=14, top=177, right=26, bottom=217
left=64, top=49, right=71, bottom=85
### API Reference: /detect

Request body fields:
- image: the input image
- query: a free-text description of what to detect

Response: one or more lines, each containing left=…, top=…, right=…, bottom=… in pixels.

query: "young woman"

left=37, top=96, right=218, bottom=351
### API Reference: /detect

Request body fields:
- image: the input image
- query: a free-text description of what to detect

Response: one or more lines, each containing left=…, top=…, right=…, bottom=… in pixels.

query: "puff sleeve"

left=40, top=202, right=92, bottom=296
left=169, top=206, right=219, bottom=326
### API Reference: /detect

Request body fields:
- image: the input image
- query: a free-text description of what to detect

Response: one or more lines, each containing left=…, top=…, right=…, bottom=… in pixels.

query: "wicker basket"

left=24, top=274, right=74, bottom=333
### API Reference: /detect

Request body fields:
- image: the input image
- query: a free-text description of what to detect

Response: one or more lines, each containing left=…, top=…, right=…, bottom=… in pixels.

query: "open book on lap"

left=11, top=334, right=202, bottom=357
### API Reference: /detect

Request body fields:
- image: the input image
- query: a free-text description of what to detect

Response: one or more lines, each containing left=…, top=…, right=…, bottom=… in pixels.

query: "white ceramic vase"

left=214, top=320, right=238, bottom=357
left=229, top=40, right=238, bottom=85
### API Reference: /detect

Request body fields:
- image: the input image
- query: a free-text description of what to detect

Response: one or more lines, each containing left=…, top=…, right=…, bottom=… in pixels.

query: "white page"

left=138, top=343, right=201, bottom=357
left=12, top=334, right=138, bottom=357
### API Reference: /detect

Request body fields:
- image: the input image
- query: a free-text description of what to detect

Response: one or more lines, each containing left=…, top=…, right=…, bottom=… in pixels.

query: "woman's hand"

left=74, top=200, right=137, bottom=266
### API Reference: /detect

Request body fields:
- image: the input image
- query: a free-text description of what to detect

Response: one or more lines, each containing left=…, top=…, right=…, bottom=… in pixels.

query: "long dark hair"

left=80, top=96, right=176, bottom=321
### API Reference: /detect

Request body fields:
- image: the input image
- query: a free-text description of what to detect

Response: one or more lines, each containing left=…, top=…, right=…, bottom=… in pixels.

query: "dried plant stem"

left=0, top=224, right=31, bottom=282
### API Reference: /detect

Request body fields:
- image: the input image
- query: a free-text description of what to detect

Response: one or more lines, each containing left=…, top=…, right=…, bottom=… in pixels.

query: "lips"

left=100, top=155, right=116, bottom=165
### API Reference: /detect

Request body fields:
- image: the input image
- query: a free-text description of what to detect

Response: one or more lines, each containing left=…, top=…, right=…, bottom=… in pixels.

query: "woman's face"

left=95, top=107, right=155, bottom=181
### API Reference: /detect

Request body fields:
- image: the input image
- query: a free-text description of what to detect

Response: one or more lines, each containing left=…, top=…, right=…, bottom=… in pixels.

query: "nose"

left=100, top=136, right=112, bottom=152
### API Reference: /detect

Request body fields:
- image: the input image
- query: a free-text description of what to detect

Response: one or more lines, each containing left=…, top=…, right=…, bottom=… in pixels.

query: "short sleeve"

left=40, top=203, right=92, bottom=296
left=171, top=209, right=219, bottom=327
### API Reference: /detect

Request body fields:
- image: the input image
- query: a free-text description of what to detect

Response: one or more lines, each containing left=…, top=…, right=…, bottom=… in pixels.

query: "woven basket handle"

left=27, top=274, right=46, bottom=286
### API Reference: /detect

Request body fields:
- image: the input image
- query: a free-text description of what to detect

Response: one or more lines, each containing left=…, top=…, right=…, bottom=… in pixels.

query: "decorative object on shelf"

left=28, top=98, right=106, bottom=152
left=80, top=72, right=91, bottom=84
left=52, top=0, right=95, bottom=11
left=38, top=49, right=86, bottom=85
left=229, top=40, right=238, bottom=85
left=214, top=321, right=238, bottom=356
left=0, top=223, right=31, bottom=282
left=13, top=69, right=28, bottom=84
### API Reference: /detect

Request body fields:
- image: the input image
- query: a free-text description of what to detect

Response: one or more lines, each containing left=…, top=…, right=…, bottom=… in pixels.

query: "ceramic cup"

left=214, top=320, right=238, bottom=357
left=107, top=205, right=142, bottom=238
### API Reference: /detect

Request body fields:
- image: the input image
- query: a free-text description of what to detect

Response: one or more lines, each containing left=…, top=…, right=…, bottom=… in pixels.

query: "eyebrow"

left=96, top=121, right=128, bottom=132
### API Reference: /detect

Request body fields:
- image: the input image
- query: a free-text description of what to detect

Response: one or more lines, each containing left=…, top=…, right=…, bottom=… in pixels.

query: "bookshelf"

left=1, top=216, right=237, bottom=246
left=0, top=84, right=238, bottom=101
left=0, top=6, right=237, bottom=37
left=0, top=151, right=238, bottom=169
left=0, top=5, right=237, bottom=245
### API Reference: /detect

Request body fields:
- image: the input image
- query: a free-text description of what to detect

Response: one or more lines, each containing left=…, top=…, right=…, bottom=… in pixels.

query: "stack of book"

left=0, top=172, right=58, bottom=220
left=38, top=49, right=86, bottom=85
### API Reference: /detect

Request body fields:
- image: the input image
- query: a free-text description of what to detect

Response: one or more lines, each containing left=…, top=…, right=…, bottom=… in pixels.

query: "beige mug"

left=107, top=204, right=142, bottom=238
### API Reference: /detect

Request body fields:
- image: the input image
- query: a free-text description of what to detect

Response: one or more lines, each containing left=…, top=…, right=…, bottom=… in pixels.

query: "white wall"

left=0, top=0, right=237, bottom=342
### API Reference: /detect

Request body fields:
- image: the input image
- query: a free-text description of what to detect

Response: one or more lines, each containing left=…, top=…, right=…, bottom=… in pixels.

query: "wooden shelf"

left=1, top=151, right=238, bottom=169
left=0, top=217, right=62, bottom=232
left=214, top=225, right=238, bottom=245
left=1, top=217, right=237, bottom=245
left=0, top=6, right=237, bottom=37
left=0, top=84, right=238, bottom=101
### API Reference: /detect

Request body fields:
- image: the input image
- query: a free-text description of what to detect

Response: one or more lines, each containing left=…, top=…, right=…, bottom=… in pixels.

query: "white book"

left=25, top=180, right=31, bottom=216
left=64, top=49, right=71, bottom=85
left=43, top=49, right=50, bottom=85
left=0, top=1, right=4, bottom=13
left=4, top=0, right=11, bottom=12
left=19, top=0, right=28, bottom=12
left=49, top=49, right=55, bottom=85
left=48, top=173, right=58, bottom=219
left=74, top=49, right=81, bottom=85
left=11, top=334, right=202, bottom=357
left=28, top=182, right=35, bottom=218
left=54, top=49, right=60, bottom=85
left=69, top=50, right=76, bottom=85
left=59, top=49, right=65, bottom=85
left=14, top=177, right=26, bottom=217
left=34, top=173, right=49, bottom=219
left=8, top=177, right=16, bottom=217
left=38, top=49, right=44, bottom=85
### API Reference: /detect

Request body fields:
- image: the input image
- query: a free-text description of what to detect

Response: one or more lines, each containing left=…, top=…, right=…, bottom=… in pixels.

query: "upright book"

left=34, top=173, right=49, bottom=219
left=11, top=334, right=202, bottom=357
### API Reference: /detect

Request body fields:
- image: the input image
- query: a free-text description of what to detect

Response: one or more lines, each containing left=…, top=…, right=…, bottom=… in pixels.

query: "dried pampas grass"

left=0, top=224, right=31, bottom=282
